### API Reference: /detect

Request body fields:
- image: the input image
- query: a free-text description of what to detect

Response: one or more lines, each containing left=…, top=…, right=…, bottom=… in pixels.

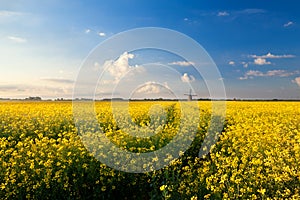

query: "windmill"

left=184, top=89, right=197, bottom=101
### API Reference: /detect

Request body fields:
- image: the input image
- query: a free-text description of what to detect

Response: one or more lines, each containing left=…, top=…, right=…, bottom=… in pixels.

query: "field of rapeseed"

left=0, top=101, right=299, bottom=199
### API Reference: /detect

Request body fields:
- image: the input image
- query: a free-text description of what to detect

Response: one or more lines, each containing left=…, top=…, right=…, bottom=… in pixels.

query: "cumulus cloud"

left=103, top=52, right=142, bottom=83
left=250, top=52, right=295, bottom=66
left=254, top=58, right=271, bottom=65
left=229, top=61, right=235, bottom=65
left=168, top=61, right=195, bottom=66
left=218, top=11, right=229, bottom=16
left=284, top=21, right=294, bottom=27
left=98, top=32, right=106, bottom=37
left=239, top=70, right=298, bottom=80
left=85, top=29, right=91, bottom=34
left=136, top=81, right=170, bottom=94
left=292, top=77, right=300, bottom=87
left=244, top=70, right=264, bottom=78
left=248, top=52, right=295, bottom=66
left=7, top=36, right=27, bottom=43
left=181, top=73, right=195, bottom=83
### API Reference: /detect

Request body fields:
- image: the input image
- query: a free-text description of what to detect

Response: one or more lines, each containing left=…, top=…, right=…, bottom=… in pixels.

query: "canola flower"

left=0, top=101, right=299, bottom=199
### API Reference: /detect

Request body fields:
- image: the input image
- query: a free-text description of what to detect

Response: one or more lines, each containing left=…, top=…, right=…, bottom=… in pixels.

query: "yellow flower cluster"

left=202, top=102, right=300, bottom=199
left=0, top=101, right=299, bottom=199
left=0, top=102, right=118, bottom=199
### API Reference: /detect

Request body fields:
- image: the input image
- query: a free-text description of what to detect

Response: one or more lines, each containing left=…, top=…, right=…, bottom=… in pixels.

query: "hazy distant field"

left=0, top=101, right=299, bottom=199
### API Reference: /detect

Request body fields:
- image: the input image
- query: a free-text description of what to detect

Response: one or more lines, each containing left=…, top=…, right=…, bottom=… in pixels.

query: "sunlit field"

left=0, top=101, right=299, bottom=199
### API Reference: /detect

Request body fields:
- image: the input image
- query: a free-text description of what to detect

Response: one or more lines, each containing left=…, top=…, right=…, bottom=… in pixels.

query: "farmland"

left=0, top=101, right=299, bottom=199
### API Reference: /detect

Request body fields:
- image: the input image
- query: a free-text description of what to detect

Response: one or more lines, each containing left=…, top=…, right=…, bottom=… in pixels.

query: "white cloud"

left=254, top=58, right=271, bottom=65
left=98, top=32, right=106, bottom=37
left=240, top=70, right=298, bottom=80
left=265, top=70, right=294, bottom=77
left=181, top=73, right=195, bottom=83
left=284, top=21, right=294, bottom=27
left=250, top=52, right=295, bottom=59
left=229, top=61, right=235, bottom=65
left=136, top=81, right=169, bottom=94
left=249, top=52, right=295, bottom=66
left=292, top=77, right=300, bottom=87
left=104, top=52, right=141, bottom=83
left=85, top=29, right=91, bottom=34
left=246, top=70, right=264, bottom=77
left=218, top=11, right=229, bottom=16
left=168, top=61, right=195, bottom=66
left=239, top=76, right=248, bottom=80
left=239, top=70, right=262, bottom=80
left=7, top=36, right=27, bottom=43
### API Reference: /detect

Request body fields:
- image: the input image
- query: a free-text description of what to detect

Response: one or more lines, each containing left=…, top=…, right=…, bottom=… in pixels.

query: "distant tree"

left=25, top=96, right=42, bottom=101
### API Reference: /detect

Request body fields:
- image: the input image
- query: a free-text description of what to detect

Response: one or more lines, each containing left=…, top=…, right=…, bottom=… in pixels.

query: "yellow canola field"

left=0, top=101, right=299, bottom=199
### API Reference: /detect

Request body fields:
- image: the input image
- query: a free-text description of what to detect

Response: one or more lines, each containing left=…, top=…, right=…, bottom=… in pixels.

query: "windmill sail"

left=184, top=89, right=197, bottom=101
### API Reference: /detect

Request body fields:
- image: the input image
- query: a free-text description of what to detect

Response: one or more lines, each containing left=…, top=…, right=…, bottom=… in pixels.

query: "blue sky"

left=0, top=0, right=300, bottom=99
